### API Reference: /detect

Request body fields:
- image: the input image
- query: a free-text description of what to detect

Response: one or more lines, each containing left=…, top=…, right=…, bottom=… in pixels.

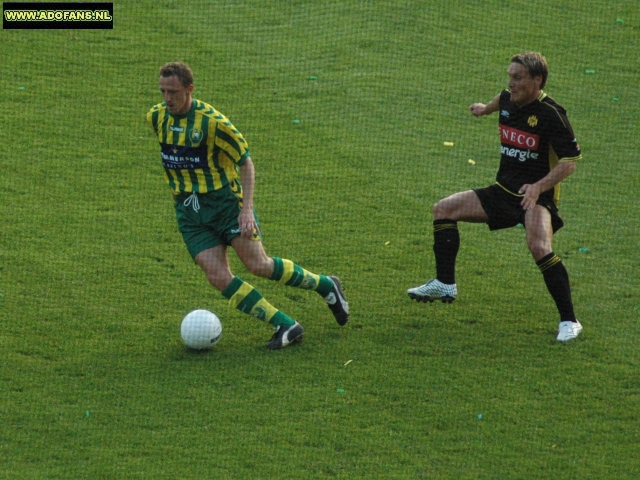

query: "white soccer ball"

left=180, top=309, right=222, bottom=349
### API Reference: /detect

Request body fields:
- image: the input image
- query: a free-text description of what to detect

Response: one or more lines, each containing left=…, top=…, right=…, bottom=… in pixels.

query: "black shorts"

left=473, top=184, right=564, bottom=233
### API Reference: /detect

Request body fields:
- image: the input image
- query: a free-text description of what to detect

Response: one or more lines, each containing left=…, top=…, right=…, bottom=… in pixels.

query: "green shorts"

left=174, top=183, right=262, bottom=259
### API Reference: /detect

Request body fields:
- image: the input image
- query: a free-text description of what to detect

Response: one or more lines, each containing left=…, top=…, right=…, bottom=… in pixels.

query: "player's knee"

left=200, top=266, right=233, bottom=291
left=527, top=240, right=551, bottom=261
left=433, top=199, right=449, bottom=220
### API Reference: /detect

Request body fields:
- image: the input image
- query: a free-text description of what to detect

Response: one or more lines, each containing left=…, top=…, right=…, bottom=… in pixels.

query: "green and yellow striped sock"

left=270, top=258, right=333, bottom=297
left=221, top=277, right=294, bottom=327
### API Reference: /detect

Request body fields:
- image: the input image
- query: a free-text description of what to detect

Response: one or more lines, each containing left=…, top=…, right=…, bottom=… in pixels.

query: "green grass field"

left=1, top=0, right=639, bottom=478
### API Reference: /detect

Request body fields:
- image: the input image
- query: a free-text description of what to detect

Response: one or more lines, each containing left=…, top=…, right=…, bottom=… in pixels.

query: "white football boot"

left=407, top=278, right=457, bottom=303
left=557, top=320, right=582, bottom=342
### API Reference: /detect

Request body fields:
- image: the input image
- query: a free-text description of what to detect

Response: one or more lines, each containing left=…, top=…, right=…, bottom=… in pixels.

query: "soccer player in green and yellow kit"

left=147, top=62, right=349, bottom=349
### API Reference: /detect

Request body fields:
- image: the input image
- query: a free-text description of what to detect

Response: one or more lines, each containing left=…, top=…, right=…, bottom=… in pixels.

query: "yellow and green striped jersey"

left=146, top=99, right=250, bottom=194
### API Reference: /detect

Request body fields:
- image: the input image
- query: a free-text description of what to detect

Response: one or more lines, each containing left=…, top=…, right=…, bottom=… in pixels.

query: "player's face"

left=159, top=75, right=193, bottom=115
left=507, top=62, right=542, bottom=106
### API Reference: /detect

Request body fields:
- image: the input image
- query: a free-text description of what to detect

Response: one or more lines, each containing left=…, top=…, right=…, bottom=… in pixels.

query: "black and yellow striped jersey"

left=146, top=99, right=250, bottom=194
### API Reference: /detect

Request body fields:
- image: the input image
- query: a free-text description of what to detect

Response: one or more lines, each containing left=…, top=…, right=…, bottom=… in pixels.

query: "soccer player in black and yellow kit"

left=408, top=52, right=583, bottom=342
left=147, top=62, right=349, bottom=349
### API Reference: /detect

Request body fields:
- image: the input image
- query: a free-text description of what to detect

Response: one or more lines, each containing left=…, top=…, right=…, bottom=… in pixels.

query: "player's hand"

left=519, top=183, right=541, bottom=211
left=469, top=103, right=486, bottom=117
left=238, top=208, right=259, bottom=239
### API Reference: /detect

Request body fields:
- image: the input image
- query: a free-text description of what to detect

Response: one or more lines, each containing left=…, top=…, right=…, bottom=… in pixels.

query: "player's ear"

left=187, top=83, right=194, bottom=94
left=534, top=75, right=543, bottom=88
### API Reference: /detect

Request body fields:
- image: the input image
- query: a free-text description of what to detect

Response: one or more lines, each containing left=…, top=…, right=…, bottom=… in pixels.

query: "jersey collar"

left=167, top=99, right=195, bottom=119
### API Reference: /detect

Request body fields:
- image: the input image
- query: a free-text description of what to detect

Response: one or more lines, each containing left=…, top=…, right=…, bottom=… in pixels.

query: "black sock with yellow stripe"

left=433, top=219, right=459, bottom=285
left=536, top=253, right=576, bottom=321
left=221, top=277, right=295, bottom=327
left=270, top=258, right=334, bottom=297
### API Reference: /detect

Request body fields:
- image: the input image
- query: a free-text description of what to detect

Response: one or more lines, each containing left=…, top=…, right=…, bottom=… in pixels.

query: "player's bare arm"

left=238, top=156, right=259, bottom=239
left=519, top=161, right=577, bottom=210
left=469, top=94, right=501, bottom=117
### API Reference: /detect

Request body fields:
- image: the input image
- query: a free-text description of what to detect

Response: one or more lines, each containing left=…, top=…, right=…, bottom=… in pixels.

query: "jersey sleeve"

left=546, top=105, right=582, bottom=162
left=212, top=119, right=251, bottom=166
left=146, top=104, right=162, bottom=134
